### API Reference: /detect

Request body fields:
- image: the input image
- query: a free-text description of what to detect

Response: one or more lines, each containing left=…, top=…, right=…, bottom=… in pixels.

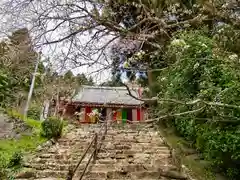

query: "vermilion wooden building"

left=58, top=86, right=146, bottom=123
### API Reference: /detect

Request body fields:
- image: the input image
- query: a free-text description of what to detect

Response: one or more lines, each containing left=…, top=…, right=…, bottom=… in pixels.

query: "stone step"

left=35, top=170, right=68, bottom=178
left=27, top=154, right=176, bottom=170
left=15, top=170, right=172, bottom=180
left=28, top=162, right=118, bottom=171
left=76, top=170, right=164, bottom=180
left=98, top=149, right=170, bottom=157
left=130, top=171, right=163, bottom=179
left=58, top=137, right=95, bottom=141
left=105, top=129, right=156, bottom=134
left=105, top=170, right=162, bottom=179
left=34, top=152, right=84, bottom=159
left=90, top=163, right=176, bottom=172
left=99, top=147, right=169, bottom=152
left=97, top=152, right=170, bottom=161
left=15, top=179, right=64, bottom=180
left=29, top=158, right=93, bottom=165
left=55, top=141, right=93, bottom=146
left=16, top=178, right=65, bottom=180
left=83, top=179, right=160, bottom=180
left=26, top=163, right=78, bottom=171
left=94, top=157, right=172, bottom=167
left=17, top=124, right=184, bottom=180
left=28, top=159, right=176, bottom=171
left=103, top=137, right=164, bottom=144
left=100, top=145, right=169, bottom=152
left=106, top=140, right=165, bottom=145
left=105, top=132, right=141, bottom=136
left=35, top=170, right=106, bottom=179
left=39, top=145, right=90, bottom=154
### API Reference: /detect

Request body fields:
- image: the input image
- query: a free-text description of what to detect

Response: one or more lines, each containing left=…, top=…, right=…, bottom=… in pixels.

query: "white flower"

left=169, top=15, right=177, bottom=21
left=128, top=57, right=134, bottom=62
left=217, top=28, right=224, bottom=33
left=171, top=39, right=187, bottom=47
left=201, top=43, right=208, bottom=48
left=175, top=3, right=180, bottom=7
left=136, top=50, right=145, bottom=57
left=144, top=87, right=150, bottom=92
left=229, top=54, right=238, bottom=61
left=193, top=63, right=200, bottom=69
left=136, top=52, right=141, bottom=56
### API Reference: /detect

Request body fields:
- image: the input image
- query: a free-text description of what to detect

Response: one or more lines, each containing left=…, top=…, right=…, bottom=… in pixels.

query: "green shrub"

left=27, top=104, right=41, bottom=120
left=41, top=117, right=64, bottom=140
left=155, top=29, right=240, bottom=178
left=0, top=154, right=8, bottom=179
left=8, top=151, right=23, bottom=168
left=7, top=109, right=24, bottom=120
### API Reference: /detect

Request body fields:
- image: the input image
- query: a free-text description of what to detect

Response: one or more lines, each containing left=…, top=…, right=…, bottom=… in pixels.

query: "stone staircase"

left=16, top=124, right=187, bottom=180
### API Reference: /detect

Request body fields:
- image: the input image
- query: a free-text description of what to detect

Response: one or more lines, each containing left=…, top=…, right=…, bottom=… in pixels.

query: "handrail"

left=66, top=119, right=149, bottom=180
left=66, top=120, right=108, bottom=180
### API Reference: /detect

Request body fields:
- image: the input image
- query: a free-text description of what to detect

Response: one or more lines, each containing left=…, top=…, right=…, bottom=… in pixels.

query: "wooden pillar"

left=132, top=109, right=137, bottom=121
left=80, top=108, right=85, bottom=122
left=85, top=107, right=91, bottom=123
left=137, top=108, right=141, bottom=121
left=113, top=109, right=117, bottom=121
left=106, top=108, right=112, bottom=121
left=141, top=109, right=145, bottom=121
left=144, top=110, right=148, bottom=121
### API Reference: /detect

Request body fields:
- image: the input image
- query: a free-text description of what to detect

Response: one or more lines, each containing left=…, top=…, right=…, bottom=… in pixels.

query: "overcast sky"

left=0, top=0, right=113, bottom=84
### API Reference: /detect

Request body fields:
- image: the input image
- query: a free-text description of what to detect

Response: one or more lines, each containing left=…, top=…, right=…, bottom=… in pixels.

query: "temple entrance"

left=75, top=106, right=81, bottom=123
left=127, top=108, right=133, bottom=121
left=100, top=108, right=107, bottom=122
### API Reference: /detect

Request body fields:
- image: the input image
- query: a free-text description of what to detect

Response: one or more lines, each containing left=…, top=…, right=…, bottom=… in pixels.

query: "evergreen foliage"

left=156, top=28, right=240, bottom=178
left=41, top=117, right=64, bottom=140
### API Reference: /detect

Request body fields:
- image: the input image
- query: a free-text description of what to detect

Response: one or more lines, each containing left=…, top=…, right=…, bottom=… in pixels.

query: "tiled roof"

left=72, top=86, right=143, bottom=106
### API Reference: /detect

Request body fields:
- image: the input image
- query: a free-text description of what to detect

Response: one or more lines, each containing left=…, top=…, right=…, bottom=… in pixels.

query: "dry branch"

left=146, top=107, right=206, bottom=123
left=121, top=82, right=158, bottom=105
left=158, top=98, right=240, bottom=110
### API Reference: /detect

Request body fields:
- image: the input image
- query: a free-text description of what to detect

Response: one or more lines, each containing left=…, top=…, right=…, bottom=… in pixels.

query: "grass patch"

left=0, top=135, right=46, bottom=160
left=2, top=109, right=46, bottom=154
left=0, top=109, right=47, bottom=179
left=7, top=109, right=42, bottom=131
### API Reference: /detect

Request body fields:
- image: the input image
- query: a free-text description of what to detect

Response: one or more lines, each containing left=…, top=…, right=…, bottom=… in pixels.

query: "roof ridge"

left=72, top=85, right=143, bottom=105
